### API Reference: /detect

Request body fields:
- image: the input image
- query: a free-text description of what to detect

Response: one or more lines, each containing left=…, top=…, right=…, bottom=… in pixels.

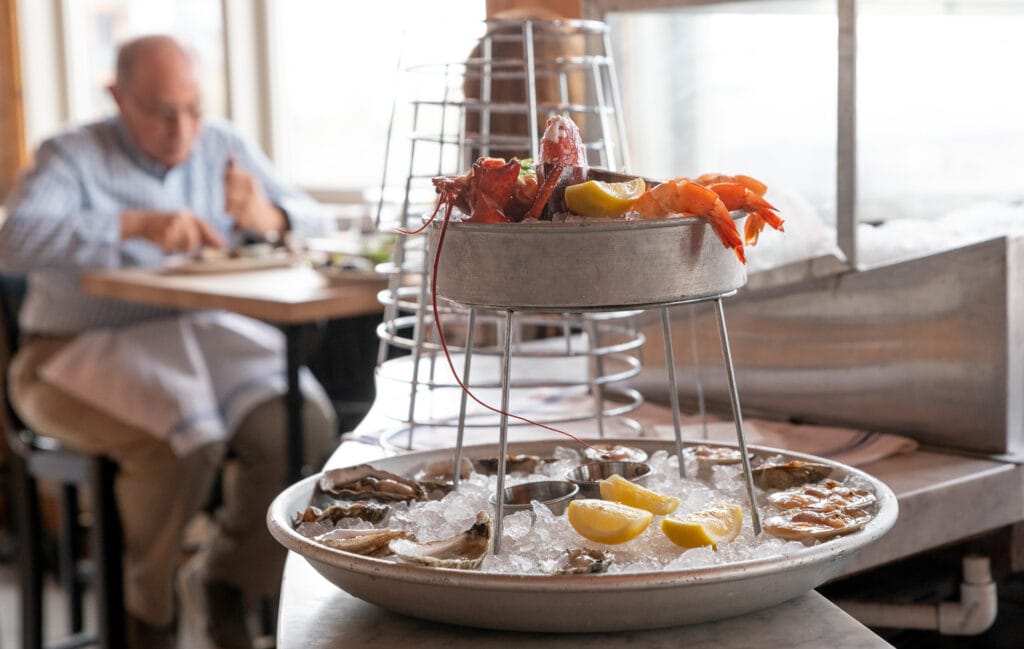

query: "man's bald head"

left=109, top=35, right=202, bottom=167
left=114, top=35, right=194, bottom=89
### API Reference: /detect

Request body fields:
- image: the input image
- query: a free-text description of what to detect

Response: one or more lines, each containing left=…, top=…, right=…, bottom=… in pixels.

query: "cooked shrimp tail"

left=632, top=179, right=746, bottom=263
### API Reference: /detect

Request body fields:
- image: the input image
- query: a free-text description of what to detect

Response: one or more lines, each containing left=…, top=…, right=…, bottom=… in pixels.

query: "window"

left=607, top=1, right=838, bottom=227
left=61, top=0, right=226, bottom=124
left=857, top=3, right=1024, bottom=221
left=267, top=0, right=486, bottom=195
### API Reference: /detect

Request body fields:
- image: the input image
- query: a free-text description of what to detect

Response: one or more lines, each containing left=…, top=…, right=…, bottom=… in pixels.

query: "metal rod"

left=714, top=298, right=762, bottom=535
left=494, top=309, right=515, bottom=554
left=481, top=31, right=493, bottom=158
left=837, top=0, right=858, bottom=269
left=523, top=21, right=539, bottom=162
left=603, top=29, right=630, bottom=171
left=661, top=307, right=686, bottom=478
left=689, top=305, right=708, bottom=439
left=586, top=317, right=606, bottom=438
left=404, top=239, right=432, bottom=449
left=453, top=308, right=477, bottom=491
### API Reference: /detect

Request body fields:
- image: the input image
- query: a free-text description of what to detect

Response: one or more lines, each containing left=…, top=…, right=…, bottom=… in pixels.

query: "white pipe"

left=835, top=555, right=998, bottom=636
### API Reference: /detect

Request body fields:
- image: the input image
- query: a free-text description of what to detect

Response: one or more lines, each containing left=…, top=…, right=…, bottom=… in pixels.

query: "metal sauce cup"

left=566, top=461, right=653, bottom=499
left=489, top=480, right=580, bottom=516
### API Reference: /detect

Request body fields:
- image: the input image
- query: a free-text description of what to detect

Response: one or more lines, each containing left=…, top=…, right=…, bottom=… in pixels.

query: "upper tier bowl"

left=426, top=215, right=747, bottom=311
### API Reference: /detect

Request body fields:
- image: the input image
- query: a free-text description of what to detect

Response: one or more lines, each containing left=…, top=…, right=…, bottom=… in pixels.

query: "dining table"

left=81, top=262, right=387, bottom=482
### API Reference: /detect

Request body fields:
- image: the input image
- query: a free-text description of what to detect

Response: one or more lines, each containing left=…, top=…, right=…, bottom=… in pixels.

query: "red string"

left=426, top=202, right=601, bottom=453
left=395, top=197, right=444, bottom=236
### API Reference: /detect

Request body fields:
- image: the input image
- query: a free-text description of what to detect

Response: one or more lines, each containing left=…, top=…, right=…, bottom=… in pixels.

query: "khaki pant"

left=9, top=336, right=337, bottom=627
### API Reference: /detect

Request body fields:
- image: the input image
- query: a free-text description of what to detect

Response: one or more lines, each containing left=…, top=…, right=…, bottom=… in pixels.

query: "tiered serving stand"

left=264, top=16, right=897, bottom=634
left=374, top=18, right=646, bottom=448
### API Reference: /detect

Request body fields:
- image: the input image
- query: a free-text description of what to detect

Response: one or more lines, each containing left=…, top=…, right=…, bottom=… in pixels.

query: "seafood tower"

left=424, top=113, right=783, bottom=547
left=374, top=17, right=642, bottom=449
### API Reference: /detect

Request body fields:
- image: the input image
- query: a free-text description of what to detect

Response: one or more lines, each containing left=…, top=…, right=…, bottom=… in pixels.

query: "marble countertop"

left=277, top=552, right=893, bottom=649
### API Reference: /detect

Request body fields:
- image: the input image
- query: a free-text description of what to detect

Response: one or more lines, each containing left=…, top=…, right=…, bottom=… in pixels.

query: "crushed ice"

left=296, top=447, right=862, bottom=574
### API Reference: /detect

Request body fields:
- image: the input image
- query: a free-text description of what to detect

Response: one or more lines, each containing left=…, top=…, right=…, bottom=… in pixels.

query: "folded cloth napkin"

left=39, top=311, right=327, bottom=456
left=654, top=414, right=918, bottom=467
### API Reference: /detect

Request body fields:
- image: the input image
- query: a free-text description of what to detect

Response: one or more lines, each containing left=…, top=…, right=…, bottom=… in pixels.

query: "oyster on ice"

left=583, top=444, right=648, bottom=463
left=295, top=502, right=390, bottom=525
left=389, top=511, right=493, bottom=570
left=549, top=548, right=613, bottom=575
left=319, top=464, right=428, bottom=502
left=752, top=460, right=833, bottom=490
left=414, top=457, right=474, bottom=493
left=767, top=480, right=876, bottom=512
left=472, top=454, right=554, bottom=475
left=764, top=507, right=871, bottom=541
left=317, top=528, right=414, bottom=558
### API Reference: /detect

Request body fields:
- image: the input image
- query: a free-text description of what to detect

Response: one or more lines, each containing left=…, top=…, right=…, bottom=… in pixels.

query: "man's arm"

left=0, top=139, right=125, bottom=272
left=222, top=128, right=332, bottom=241
left=0, top=139, right=225, bottom=274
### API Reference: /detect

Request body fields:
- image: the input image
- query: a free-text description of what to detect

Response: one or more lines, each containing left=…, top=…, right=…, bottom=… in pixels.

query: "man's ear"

left=107, top=83, right=125, bottom=111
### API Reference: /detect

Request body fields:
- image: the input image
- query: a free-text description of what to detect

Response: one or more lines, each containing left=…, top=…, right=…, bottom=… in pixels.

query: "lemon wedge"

left=598, top=474, right=680, bottom=516
left=567, top=499, right=653, bottom=545
left=661, top=503, right=743, bottom=550
left=564, top=178, right=646, bottom=218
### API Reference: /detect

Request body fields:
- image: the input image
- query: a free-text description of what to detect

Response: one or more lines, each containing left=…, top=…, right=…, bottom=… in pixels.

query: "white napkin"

left=39, top=311, right=327, bottom=456
left=654, top=414, right=918, bottom=467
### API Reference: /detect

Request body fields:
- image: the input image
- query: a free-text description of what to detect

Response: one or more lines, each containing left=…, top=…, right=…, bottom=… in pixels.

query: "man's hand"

left=224, top=158, right=288, bottom=236
left=120, top=209, right=225, bottom=252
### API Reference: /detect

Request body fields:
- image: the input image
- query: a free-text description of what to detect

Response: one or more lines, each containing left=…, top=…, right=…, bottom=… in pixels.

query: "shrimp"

left=631, top=178, right=747, bottom=264
left=696, top=173, right=784, bottom=246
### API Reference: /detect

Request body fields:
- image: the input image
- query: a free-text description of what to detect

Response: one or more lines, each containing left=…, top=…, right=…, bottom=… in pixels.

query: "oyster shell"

left=767, top=480, right=876, bottom=512
left=692, top=445, right=746, bottom=465
left=549, top=548, right=613, bottom=575
left=583, top=444, right=648, bottom=463
left=317, top=528, right=414, bottom=558
left=763, top=507, right=871, bottom=541
left=752, top=461, right=833, bottom=490
left=472, top=454, right=554, bottom=475
left=319, top=464, right=427, bottom=502
left=389, top=511, right=493, bottom=569
left=295, top=502, right=390, bottom=525
left=414, top=457, right=474, bottom=494
left=693, top=445, right=751, bottom=480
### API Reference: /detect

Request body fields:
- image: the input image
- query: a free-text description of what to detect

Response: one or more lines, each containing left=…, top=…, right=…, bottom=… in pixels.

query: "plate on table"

left=163, top=250, right=298, bottom=274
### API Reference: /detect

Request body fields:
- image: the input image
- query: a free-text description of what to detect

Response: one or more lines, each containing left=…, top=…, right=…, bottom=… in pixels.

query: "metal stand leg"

left=661, top=307, right=686, bottom=478
left=284, top=324, right=306, bottom=484
left=405, top=247, right=433, bottom=449
left=453, top=309, right=477, bottom=491
left=714, top=299, right=762, bottom=535
left=493, top=310, right=514, bottom=554
left=689, top=306, right=709, bottom=440
left=586, top=317, right=606, bottom=439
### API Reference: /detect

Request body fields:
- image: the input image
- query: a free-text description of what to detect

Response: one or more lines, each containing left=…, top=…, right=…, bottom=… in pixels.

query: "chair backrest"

left=0, top=273, right=26, bottom=360
left=0, top=273, right=28, bottom=434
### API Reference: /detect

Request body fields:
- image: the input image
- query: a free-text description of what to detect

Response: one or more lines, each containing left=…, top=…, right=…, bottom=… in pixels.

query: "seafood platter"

left=420, top=116, right=784, bottom=311
left=267, top=438, right=897, bottom=632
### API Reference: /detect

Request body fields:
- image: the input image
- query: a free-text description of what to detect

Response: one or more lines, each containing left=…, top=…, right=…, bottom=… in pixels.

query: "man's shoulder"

left=39, top=119, right=119, bottom=159
left=198, top=119, right=245, bottom=148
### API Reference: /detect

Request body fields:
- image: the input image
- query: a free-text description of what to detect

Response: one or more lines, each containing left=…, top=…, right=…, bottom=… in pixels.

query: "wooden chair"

left=0, top=274, right=125, bottom=649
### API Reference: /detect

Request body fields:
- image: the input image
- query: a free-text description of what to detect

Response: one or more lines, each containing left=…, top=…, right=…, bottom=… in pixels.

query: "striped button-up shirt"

left=0, top=116, right=330, bottom=334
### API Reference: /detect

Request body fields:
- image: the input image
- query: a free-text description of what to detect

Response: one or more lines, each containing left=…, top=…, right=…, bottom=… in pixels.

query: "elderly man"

left=0, top=35, right=337, bottom=648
